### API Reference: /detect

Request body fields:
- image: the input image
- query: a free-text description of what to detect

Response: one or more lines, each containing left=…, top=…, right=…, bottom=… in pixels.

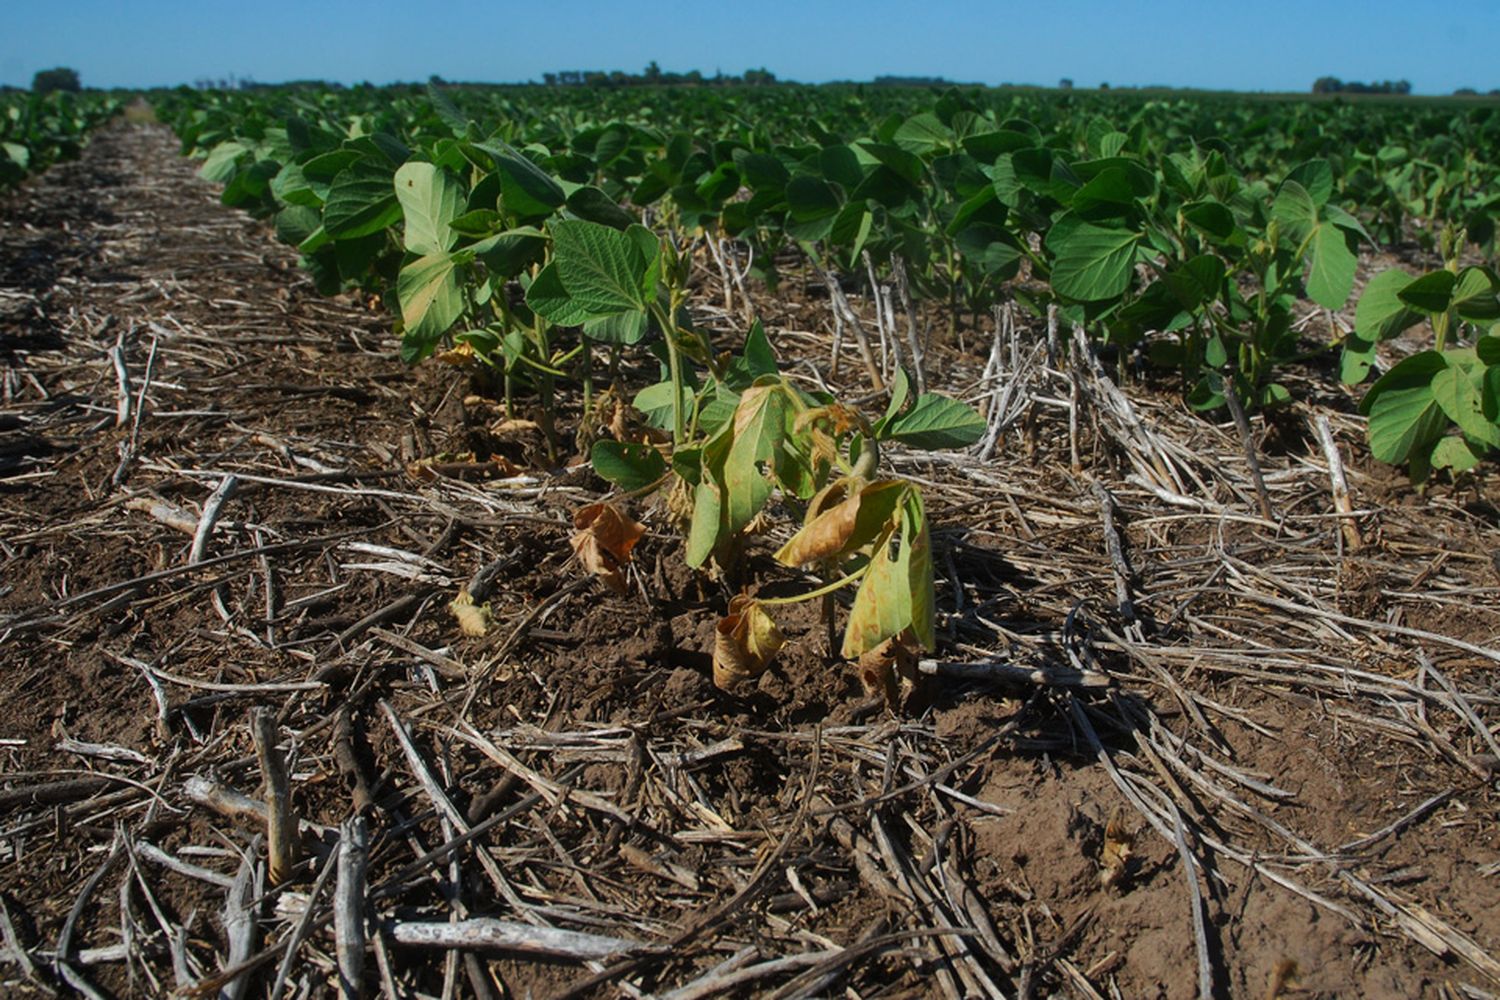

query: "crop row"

left=0, top=91, right=122, bottom=191
left=153, top=83, right=1500, bottom=481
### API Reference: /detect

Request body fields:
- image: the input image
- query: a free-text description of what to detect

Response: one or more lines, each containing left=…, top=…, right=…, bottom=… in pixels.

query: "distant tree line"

left=540, top=63, right=777, bottom=87
left=32, top=67, right=80, bottom=94
left=1312, top=77, right=1411, bottom=95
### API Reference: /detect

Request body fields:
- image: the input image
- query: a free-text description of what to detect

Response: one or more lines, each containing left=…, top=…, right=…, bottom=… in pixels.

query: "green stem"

left=650, top=301, right=686, bottom=446
left=757, top=564, right=870, bottom=606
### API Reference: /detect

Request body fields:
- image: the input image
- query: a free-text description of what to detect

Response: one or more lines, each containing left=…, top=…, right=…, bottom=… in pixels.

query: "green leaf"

left=524, top=261, right=593, bottom=327
left=1165, top=255, right=1225, bottom=311
left=566, top=186, right=636, bottom=230
left=550, top=219, right=650, bottom=316
left=1431, top=357, right=1500, bottom=447
left=876, top=367, right=912, bottom=434
left=198, top=140, right=248, bottom=183
left=394, top=161, right=464, bottom=255
left=473, top=228, right=545, bottom=278
left=1477, top=335, right=1500, bottom=366
left=882, top=393, right=986, bottom=450
left=1182, top=200, right=1238, bottom=242
left=1286, top=159, right=1334, bottom=207
left=633, top=380, right=694, bottom=432
left=1429, top=435, right=1484, bottom=473
left=591, top=441, right=667, bottom=492
left=480, top=141, right=566, bottom=219
left=583, top=310, right=649, bottom=344
left=1362, top=351, right=1449, bottom=464
left=1045, top=213, right=1140, bottom=302
left=1398, top=270, right=1457, bottom=314
left=1452, top=266, right=1500, bottom=322
left=1271, top=180, right=1318, bottom=245
left=324, top=160, right=402, bottom=239
left=397, top=252, right=465, bottom=359
left=1355, top=269, right=1421, bottom=344
left=1306, top=223, right=1357, bottom=309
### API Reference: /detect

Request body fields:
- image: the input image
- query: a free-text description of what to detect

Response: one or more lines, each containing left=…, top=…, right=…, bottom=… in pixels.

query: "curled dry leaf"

left=856, top=629, right=920, bottom=709
left=713, top=594, right=786, bottom=690
left=436, top=341, right=477, bottom=366
left=775, top=479, right=905, bottom=568
left=1099, top=805, right=1136, bottom=890
left=570, top=502, right=646, bottom=595
left=449, top=588, right=492, bottom=637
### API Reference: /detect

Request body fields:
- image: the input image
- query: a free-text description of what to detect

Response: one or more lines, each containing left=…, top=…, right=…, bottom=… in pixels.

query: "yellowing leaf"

left=1099, top=805, right=1136, bottom=890
left=713, top=594, right=786, bottom=690
left=449, top=588, right=492, bottom=637
left=570, top=502, right=646, bottom=594
left=776, top=479, right=907, bottom=567
left=841, top=486, right=935, bottom=658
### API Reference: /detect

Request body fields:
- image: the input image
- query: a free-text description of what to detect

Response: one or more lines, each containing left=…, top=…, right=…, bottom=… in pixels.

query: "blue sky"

left=6, top=0, right=1498, bottom=95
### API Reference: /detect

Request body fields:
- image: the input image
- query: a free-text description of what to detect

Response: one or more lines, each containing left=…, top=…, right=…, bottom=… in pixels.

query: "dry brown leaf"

left=570, top=502, right=646, bottom=594
left=449, top=589, right=492, bottom=637
left=713, top=594, right=786, bottom=690
left=1099, top=805, right=1136, bottom=890
left=856, top=629, right=920, bottom=709
left=436, top=341, right=477, bottom=366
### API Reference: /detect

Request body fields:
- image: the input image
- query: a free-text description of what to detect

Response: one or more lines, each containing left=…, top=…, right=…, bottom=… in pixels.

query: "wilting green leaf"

left=591, top=440, right=667, bottom=492
left=842, top=487, right=934, bottom=658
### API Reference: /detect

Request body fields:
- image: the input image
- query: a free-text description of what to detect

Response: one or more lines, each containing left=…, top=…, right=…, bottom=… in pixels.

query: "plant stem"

left=757, top=564, right=870, bottom=606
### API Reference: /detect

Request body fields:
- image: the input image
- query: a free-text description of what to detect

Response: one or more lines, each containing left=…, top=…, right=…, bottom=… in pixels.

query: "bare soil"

left=1, top=123, right=1498, bottom=999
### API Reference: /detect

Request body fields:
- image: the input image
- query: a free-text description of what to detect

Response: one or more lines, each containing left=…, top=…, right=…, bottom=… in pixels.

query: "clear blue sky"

left=5, top=0, right=1498, bottom=95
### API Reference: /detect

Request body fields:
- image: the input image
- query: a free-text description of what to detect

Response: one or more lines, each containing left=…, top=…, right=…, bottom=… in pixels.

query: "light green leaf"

left=1306, top=223, right=1357, bottom=309
left=394, top=161, right=464, bottom=255
left=1355, top=268, right=1421, bottom=344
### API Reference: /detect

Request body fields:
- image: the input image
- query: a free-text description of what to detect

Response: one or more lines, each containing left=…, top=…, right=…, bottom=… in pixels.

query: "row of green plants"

left=0, top=90, right=122, bottom=190
left=152, top=83, right=1500, bottom=490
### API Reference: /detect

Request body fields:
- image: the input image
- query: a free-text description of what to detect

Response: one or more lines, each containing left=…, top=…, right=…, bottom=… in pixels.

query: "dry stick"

left=0, top=894, right=47, bottom=993
left=111, top=330, right=158, bottom=487
left=916, top=657, right=1109, bottom=688
left=54, top=834, right=123, bottom=1000
left=251, top=709, right=299, bottom=885
left=821, top=270, right=885, bottom=390
left=1068, top=334, right=1083, bottom=473
left=1312, top=414, right=1362, bottom=553
left=1093, top=480, right=1136, bottom=622
left=189, top=474, right=242, bottom=565
left=891, top=254, right=925, bottom=394
left=267, top=848, right=338, bottom=1000
left=1170, top=809, right=1216, bottom=1000
left=1045, top=302, right=1060, bottom=367
left=220, top=840, right=263, bottom=1000
left=828, top=303, right=845, bottom=379
left=334, top=817, right=369, bottom=1000
left=388, top=920, right=641, bottom=962
left=109, top=328, right=132, bottom=428
left=1418, top=655, right=1500, bottom=761
left=1219, top=378, right=1273, bottom=521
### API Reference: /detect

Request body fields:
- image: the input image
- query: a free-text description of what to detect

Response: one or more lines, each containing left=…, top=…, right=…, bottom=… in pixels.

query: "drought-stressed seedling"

left=542, top=219, right=985, bottom=698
